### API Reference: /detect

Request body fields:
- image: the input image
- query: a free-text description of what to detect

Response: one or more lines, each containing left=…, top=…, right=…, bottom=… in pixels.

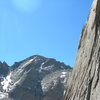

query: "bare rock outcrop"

left=0, top=55, right=72, bottom=100
left=64, top=0, right=100, bottom=100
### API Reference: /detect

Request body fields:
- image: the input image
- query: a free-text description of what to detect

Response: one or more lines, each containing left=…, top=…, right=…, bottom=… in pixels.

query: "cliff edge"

left=64, top=0, right=100, bottom=100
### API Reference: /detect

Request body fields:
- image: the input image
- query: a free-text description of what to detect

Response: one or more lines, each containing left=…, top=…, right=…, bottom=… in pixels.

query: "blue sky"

left=0, top=0, right=93, bottom=66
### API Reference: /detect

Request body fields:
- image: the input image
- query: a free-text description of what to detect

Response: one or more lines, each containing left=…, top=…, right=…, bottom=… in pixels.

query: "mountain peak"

left=0, top=55, right=72, bottom=100
left=0, top=61, right=9, bottom=77
left=11, top=55, right=71, bottom=70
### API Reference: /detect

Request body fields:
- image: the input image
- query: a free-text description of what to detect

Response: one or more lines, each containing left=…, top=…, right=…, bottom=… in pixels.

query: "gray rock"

left=0, top=61, right=9, bottom=77
left=0, top=55, right=72, bottom=100
left=64, top=0, right=100, bottom=100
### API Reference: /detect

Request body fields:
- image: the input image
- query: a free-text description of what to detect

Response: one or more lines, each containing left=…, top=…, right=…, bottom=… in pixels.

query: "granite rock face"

left=0, top=55, right=72, bottom=100
left=64, top=0, right=100, bottom=100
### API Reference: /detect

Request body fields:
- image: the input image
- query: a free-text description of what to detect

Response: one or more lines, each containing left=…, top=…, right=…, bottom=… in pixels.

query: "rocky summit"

left=64, top=0, right=100, bottom=100
left=0, top=62, right=9, bottom=77
left=0, top=55, right=72, bottom=100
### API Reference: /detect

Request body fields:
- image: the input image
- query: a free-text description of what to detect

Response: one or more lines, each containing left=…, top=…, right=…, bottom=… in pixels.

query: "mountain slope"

left=0, top=55, right=72, bottom=100
left=0, top=61, right=9, bottom=77
left=64, top=0, right=100, bottom=100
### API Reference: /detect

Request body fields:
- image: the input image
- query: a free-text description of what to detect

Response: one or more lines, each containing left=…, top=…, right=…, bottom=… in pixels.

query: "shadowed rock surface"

left=64, top=0, right=100, bottom=100
left=0, top=61, right=9, bottom=77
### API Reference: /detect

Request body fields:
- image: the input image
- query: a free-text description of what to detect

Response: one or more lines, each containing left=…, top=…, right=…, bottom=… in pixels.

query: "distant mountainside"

left=0, top=55, right=72, bottom=100
left=64, top=0, right=100, bottom=100
left=0, top=61, right=9, bottom=77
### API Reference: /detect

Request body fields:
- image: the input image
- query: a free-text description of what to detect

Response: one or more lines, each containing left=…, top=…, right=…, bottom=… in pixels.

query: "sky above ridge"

left=0, top=0, right=93, bottom=66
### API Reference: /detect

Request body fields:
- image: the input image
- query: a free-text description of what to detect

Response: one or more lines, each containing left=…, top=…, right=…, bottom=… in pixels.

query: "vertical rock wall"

left=64, top=0, right=100, bottom=100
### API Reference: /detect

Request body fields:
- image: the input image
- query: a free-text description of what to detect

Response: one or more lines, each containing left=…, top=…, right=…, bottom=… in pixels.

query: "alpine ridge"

left=64, top=0, right=100, bottom=100
left=0, top=55, right=72, bottom=100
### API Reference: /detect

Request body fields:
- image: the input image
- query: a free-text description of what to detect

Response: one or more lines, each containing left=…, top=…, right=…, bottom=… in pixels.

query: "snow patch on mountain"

left=1, top=73, right=12, bottom=92
left=60, top=72, right=67, bottom=78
